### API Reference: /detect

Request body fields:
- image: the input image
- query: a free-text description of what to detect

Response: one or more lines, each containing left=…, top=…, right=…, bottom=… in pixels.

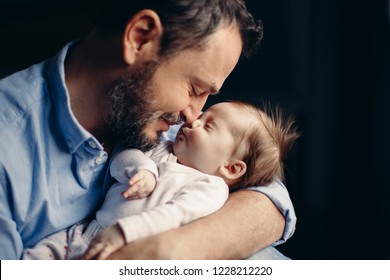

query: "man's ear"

left=122, top=9, right=163, bottom=64
left=218, top=160, right=247, bottom=182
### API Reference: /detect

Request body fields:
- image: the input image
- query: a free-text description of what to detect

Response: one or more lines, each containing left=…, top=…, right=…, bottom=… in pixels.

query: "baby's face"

left=173, top=102, right=244, bottom=175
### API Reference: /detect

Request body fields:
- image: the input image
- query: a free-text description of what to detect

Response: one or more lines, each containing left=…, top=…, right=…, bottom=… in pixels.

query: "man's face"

left=110, top=25, right=243, bottom=151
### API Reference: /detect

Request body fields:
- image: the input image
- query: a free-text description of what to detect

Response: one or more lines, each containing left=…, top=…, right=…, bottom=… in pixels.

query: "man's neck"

left=64, top=30, right=123, bottom=147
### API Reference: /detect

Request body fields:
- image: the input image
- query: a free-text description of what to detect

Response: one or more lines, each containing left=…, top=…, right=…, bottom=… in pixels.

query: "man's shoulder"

left=0, top=63, right=50, bottom=130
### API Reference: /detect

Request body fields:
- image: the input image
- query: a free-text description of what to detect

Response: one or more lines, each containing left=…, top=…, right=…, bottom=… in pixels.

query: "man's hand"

left=122, top=170, right=157, bottom=200
left=81, top=224, right=125, bottom=260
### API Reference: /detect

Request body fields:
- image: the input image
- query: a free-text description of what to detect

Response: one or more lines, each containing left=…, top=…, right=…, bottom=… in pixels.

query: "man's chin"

left=113, top=131, right=160, bottom=152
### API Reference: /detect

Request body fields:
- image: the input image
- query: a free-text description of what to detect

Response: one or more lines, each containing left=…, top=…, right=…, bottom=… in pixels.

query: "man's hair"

left=95, top=0, right=263, bottom=57
left=229, top=101, right=300, bottom=188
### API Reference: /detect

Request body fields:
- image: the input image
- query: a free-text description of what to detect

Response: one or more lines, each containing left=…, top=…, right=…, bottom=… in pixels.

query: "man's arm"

left=107, top=190, right=285, bottom=259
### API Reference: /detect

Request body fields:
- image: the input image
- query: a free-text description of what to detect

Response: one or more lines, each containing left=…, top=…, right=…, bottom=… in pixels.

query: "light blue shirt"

left=0, top=43, right=111, bottom=259
left=0, top=42, right=297, bottom=259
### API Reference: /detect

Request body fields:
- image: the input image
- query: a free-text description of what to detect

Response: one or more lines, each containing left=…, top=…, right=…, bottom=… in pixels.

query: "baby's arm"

left=81, top=149, right=159, bottom=259
left=110, top=148, right=158, bottom=199
left=118, top=177, right=229, bottom=246
left=82, top=176, right=229, bottom=259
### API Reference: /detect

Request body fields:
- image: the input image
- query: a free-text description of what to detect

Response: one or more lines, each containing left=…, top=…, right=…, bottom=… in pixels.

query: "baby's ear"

left=219, top=160, right=247, bottom=182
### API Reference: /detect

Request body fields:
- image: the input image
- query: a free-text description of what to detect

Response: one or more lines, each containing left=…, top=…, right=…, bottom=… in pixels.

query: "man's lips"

left=157, top=114, right=183, bottom=132
left=161, top=114, right=183, bottom=126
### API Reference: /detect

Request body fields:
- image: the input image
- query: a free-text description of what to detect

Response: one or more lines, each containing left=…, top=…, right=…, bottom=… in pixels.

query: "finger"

left=82, top=242, right=105, bottom=260
left=96, top=246, right=112, bottom=260
left=129, top=172, right=144, bottom=185
left=128, top=190, right=149, bottom=200
left=126, top=193, right=142, bottom=200
left=122, top=185, right=139, bottom=199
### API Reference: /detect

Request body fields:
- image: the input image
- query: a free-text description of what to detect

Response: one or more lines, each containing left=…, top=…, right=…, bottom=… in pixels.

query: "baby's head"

left=173, top=101, right=299, bottom=188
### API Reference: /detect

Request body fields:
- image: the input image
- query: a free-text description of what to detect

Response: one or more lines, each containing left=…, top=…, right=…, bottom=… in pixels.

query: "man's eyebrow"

left=192, top=78, right=220, bottom=95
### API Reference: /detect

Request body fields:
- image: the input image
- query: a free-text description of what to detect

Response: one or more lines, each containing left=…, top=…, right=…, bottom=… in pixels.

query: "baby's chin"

left=171, top=148, right=207, bottom=174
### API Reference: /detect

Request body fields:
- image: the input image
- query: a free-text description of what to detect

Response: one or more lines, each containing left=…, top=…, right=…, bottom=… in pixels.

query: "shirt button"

left=95, top=156, right=103, bottom=165
left=88, top=141, right=97, bottom=149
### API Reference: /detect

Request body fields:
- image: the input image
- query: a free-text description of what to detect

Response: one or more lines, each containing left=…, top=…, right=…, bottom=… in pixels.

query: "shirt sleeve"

left=109, top=148, right=159, bottom=184
left=245, top=178, right=297, bottom=246
left=117, top=177, right=229, bottom=243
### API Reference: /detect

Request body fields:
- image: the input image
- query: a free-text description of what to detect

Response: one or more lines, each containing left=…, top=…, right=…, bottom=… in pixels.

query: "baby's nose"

left=188, top=119, right=201, bottom=129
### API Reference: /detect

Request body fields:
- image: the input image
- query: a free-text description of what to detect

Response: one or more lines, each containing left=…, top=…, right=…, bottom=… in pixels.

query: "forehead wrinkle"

left=192, top=77, right=219, bottom=94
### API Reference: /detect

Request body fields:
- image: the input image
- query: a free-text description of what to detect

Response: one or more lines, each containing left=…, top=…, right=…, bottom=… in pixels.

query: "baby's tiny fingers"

left=96, top=246, right=112, bottom=260
left=129, top=173, right=144, bottom=185
left=82, top=242, right=105, bottom=260
left=122, top=185, right=139, bottom=199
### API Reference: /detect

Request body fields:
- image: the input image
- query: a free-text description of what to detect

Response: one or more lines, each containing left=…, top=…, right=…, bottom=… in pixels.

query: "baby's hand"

left=122, top=169, right=157, bottom=200
left=81, top=224, right=125, bottom=260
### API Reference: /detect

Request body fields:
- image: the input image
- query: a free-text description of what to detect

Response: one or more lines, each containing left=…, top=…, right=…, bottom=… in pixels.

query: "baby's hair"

left=229, top=100, right=300, bottom=188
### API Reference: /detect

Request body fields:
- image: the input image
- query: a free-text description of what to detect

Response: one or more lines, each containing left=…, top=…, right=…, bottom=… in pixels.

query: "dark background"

left=1, top=0, right=389, bottom=259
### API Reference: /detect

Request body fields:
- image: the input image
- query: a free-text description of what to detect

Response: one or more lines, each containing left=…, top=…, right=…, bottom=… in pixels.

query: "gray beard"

left=109, top=61, right=159, bottom=151
left=108, top=61, right=181, bottom=152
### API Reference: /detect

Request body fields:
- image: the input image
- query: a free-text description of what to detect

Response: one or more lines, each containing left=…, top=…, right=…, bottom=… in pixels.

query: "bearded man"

left=0, top=0, right=296, bottom=260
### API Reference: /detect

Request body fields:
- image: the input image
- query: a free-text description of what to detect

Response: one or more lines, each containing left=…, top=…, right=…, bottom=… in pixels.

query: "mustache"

left=160, top=113, right=183, bottom=125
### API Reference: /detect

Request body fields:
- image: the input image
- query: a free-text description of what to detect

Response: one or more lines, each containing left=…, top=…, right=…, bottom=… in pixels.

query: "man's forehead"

left=173, top=25, right=242, bottom=88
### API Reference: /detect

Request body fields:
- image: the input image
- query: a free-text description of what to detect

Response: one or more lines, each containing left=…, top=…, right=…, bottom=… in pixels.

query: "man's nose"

left=180, top=95, right=208, bottom=123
